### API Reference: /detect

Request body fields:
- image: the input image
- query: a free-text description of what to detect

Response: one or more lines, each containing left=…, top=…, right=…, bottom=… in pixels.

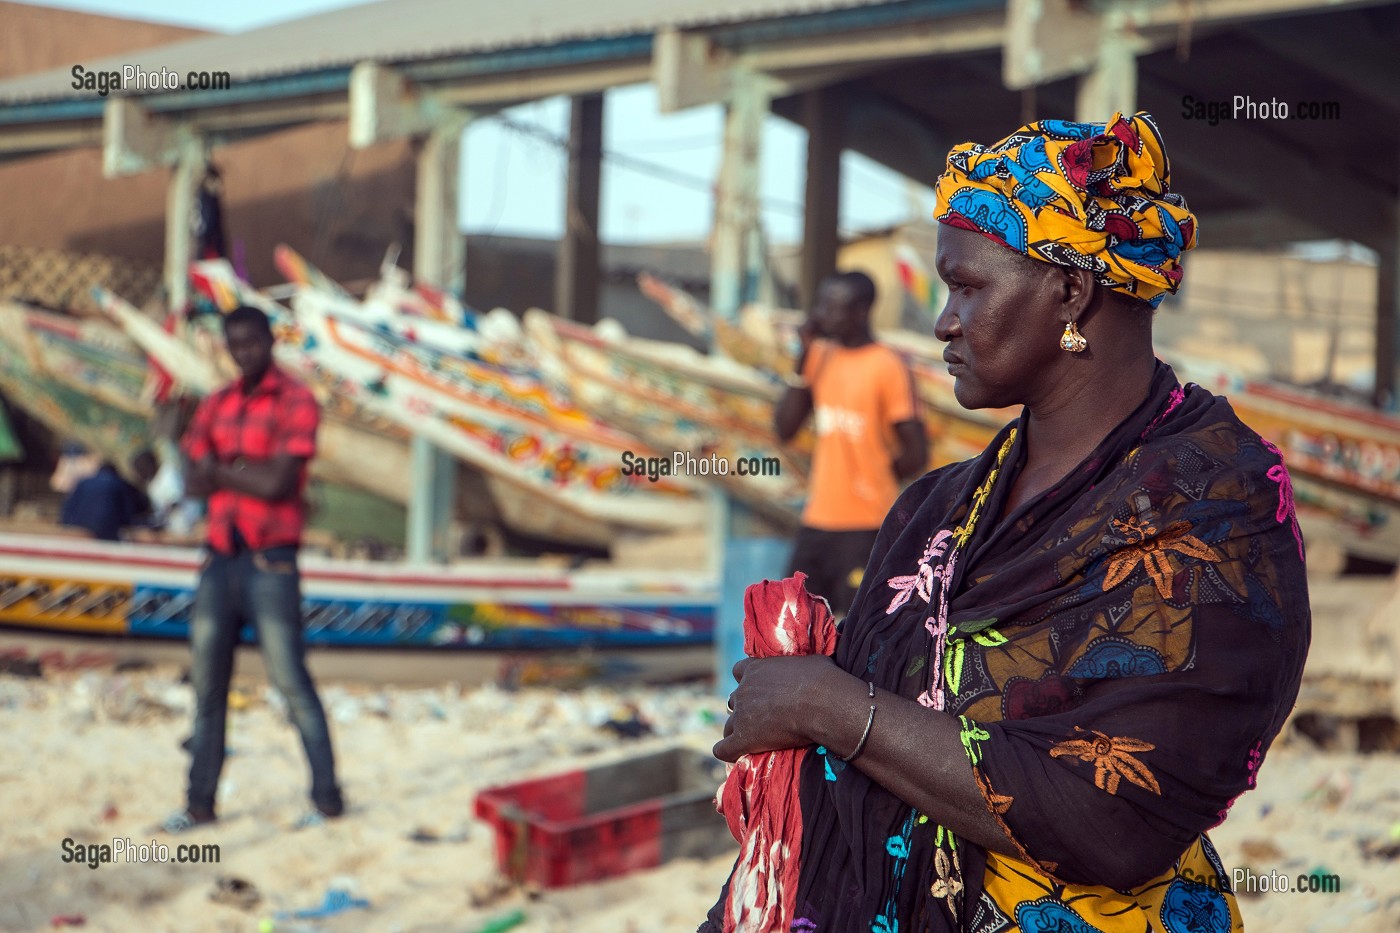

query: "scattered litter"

left=275, top=882, right=369, bottom=921
left=49, top=916, right=85, bottom=928
left=471, top=910, right=527, bottom=933
left=407, top=825, right=469, bottom=844
left=113, top=658, right=152, bottom=673
left=600, top=703, right=654, bottom=740
left=1304, top=770, right=1353, bottom=809
left=101, top=804, right=118, bottom=822
left=227, top=686, right=255, bottom=711
left=468, top=876, right=515, bottom=909
left=210, top=876, right=262, bottom=911
left=1359, top=837, right=1400, bottom=862
left=1240, top=838, right=1284, bottom=863
left=0, top=656, right=43, bottom=678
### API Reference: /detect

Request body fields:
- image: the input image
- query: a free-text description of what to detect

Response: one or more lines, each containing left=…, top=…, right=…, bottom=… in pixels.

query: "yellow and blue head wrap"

left=933, top=112, right=1197, bottom=308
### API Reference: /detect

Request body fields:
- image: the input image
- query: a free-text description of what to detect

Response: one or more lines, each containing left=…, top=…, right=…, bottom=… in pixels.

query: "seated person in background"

left=49, top=442, right=102, bottom=495
left=134, top=443, right=204, bottom=538
left=59, top=459, right=149, bottom=541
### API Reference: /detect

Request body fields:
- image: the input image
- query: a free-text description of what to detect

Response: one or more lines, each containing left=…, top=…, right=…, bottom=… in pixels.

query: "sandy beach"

left=0, top=657, right=1396, bottom=933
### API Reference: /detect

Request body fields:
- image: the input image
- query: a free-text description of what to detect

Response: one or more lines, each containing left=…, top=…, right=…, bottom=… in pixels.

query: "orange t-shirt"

left=800, top=341, right=918, bottom=531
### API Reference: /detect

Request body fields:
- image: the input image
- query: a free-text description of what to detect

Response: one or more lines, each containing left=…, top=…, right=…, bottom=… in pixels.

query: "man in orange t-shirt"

left=774, top=271, right=927, bottom=616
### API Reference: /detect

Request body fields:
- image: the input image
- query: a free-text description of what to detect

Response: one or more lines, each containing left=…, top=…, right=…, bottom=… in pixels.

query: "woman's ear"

left=1061, top=266, right=1095, bottom=318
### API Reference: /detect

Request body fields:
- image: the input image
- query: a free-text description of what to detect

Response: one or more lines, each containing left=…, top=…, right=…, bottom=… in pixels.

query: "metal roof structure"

left=0, top=0, right=900, bottom=103
left=0, top=0, right=1396, bottom=400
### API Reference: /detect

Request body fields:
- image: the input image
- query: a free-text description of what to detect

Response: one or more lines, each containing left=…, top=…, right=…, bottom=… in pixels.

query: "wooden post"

left=407, top=116, right=469, bottom=563
left=711, top=72, right=770, bottom=321
left=164, top=135, right=202, bottom=313
left=556, top=93, right=604, bottom=324
left=800, top=88, right=844, bottom=311
left=1377, top=235, right=1399, bottom=409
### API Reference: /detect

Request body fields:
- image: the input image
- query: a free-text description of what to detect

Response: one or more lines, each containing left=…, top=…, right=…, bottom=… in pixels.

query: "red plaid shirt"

left=182, top=366, right=318, bottom=554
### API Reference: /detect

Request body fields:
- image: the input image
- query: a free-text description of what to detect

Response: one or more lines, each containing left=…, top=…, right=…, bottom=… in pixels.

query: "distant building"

left=0, top=1, right=416, bottom=300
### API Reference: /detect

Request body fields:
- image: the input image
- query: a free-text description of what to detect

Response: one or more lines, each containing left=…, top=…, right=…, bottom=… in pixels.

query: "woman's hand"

left=713, top=655, right=849, bottom=762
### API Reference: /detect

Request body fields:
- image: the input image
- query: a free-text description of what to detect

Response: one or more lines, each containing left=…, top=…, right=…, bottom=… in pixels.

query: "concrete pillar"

left=1075, top=12, right=1137, bottom=122
left=711, top=72, right=770, bottom=320
left=556, top=93, right=604, bottom=324
left=407, top=116, right=469, bottom=563
left=800, top=88, right=844, bottom=311
left=164, top=136, right=203, bottom=312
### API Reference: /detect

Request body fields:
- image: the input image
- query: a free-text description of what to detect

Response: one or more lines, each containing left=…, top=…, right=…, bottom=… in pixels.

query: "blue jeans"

left=186, top=546, right=341, bottom=816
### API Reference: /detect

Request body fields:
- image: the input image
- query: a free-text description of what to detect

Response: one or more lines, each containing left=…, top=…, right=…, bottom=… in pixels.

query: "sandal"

left=159, top=809, right=216, bottom=834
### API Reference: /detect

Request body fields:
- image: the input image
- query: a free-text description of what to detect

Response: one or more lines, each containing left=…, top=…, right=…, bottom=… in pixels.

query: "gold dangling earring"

left=1060, top=321, right=1088, bottom=353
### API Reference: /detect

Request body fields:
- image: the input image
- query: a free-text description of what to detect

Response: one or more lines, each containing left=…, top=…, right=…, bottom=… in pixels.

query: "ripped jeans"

left=185, top=545, right=341, bottom=816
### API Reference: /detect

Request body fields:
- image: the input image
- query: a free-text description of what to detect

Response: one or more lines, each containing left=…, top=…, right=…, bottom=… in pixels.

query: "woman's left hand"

left=713, top=655, right=848, bottom=762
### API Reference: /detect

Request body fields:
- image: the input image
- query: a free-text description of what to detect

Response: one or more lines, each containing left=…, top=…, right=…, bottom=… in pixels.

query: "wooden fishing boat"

left=0, top=301, right=149, bottom=471
left=15, top=307, right=150, bottom=417
left=663, top=281, right=1400, bottom=523
left=1225, top=381, right=1400, bottom=506
left=523, top=310, right=811, bottom=526
left=291, top=287, right=709, bottom=534
left=195, top=258, right=709, bottom=547
left=0, top=533, right=716, bottom=650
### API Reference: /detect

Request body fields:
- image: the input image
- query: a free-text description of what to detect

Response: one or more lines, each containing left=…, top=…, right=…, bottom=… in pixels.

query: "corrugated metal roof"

left=0, top=0, right=903, bottom=105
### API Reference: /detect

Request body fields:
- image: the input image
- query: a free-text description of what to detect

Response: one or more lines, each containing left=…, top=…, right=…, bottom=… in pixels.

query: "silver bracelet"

left=838, top=682, right=878, bottom=762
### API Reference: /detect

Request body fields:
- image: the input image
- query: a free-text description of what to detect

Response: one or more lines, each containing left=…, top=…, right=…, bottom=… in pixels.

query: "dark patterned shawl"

left=705, top=362, right=1310, bottom=932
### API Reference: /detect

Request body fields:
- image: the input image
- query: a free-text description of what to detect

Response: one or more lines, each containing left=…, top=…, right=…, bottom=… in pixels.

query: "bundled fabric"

left=705, top=363, right=1309, bottom=931
left=715, top=573, right=837, bottom=933
left=933, top=112, right=1197, bottom=308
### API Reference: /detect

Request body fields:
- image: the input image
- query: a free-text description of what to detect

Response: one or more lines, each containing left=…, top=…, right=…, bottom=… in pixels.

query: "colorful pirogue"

left=0, top=534, right=715, bottom=650
left=640, top=274, right=1400, bottom=515
left=6, top=245, right=1398, bottom=657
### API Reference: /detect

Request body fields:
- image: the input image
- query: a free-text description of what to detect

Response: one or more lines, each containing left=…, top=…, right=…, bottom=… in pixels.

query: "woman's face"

left=933, top=225, right=1064, bottom=411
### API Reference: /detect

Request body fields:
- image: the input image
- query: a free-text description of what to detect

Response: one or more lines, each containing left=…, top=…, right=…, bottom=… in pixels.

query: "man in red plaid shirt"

left=163, top=305, right=342, bottom=833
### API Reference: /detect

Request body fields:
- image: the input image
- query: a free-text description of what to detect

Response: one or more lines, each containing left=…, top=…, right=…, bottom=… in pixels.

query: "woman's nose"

left=932, top=302, right=959, bottom=342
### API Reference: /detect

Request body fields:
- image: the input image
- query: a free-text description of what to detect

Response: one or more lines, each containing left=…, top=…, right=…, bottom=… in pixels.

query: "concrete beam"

left=103, top=97, right=184, bottom=177
left=654, top=28, right=736, bottom=113
left=434, top=60, right=649, bottom=110
left=656, top=13, right=1004, bottom=113
left=1005, top=0, right=1396, bottom=90
left=349, top=62, right=452, bottom=148
left=0, top=121, right=102, bottom=159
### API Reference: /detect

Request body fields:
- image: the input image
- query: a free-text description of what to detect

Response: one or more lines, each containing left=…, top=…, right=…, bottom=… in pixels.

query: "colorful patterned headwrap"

left=933, top=112, right=1197, bottom=308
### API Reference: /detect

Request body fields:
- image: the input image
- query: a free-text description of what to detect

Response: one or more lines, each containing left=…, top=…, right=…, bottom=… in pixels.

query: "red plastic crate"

left=475, top=747, right=733, bottom=888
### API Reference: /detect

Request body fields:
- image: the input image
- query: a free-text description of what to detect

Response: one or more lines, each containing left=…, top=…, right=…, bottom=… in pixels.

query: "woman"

left=706, top=112, right=1309, bottom=933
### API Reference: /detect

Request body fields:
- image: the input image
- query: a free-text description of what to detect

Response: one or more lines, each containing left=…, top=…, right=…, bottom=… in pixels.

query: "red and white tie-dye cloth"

left=716, top=572, right=837, bottom=933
